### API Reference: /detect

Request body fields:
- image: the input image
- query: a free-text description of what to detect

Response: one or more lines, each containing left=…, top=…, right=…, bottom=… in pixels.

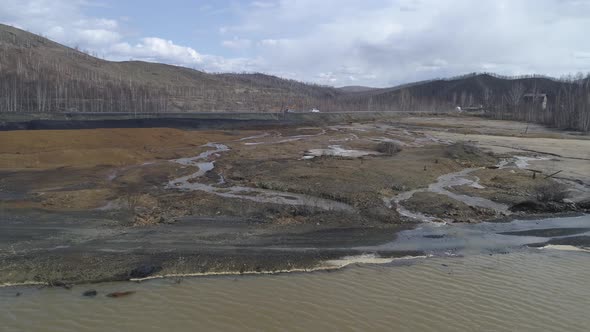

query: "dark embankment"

left=2, top=118, right=289, bottom=131
left=0, top=111, right=437, bottom=131
left=0, top=209, right=419, bottom=285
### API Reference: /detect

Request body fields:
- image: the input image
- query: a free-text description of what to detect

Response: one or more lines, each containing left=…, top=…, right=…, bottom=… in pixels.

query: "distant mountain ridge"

left=337, top=86, right=378, bottom=93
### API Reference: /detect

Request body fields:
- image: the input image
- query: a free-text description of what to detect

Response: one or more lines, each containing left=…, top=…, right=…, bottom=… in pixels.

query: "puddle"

left=244, top=129, right=326, bottom=145
left=237, top=133, right=270, bottom=141
left=389, top=167, right=509, bottom=223
left=304, top=145, right=379, bottom=159
left=493, top=155, right=551, bottom=170
left=363, top=215, right=590, bottom=255
left=388, top=154, right=558, bottom=223
left=368, top=137, right=412, bottom=146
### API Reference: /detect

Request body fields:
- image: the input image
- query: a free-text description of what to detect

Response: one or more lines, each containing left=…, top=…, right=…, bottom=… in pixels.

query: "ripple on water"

left=2, top=250, right=589, bottom=332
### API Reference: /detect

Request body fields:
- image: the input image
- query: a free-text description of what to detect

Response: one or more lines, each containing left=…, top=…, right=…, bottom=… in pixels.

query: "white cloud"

left=221, top=0, right=590, bottom=86
left=0, top=0, right=254, bottom=73
left=2, top=0, right=590, bottom=87
left=222, top=37, right=252, bottom=50
left=109, top=38, right=265, bottom=74
left=75, top=29, right=120, bottom=46
left=0, top=0, right=121, bottom=47
left=74, top=18, right=119, bottom=30
left=250, top=1, right=276, bottom=9
left=258, top=38, right=291, bottom=47
left=573, top=51, right=590, bottom=59
left=201, top=55, right=263, bottom=73
left=111, top=38, right=203, bottom=65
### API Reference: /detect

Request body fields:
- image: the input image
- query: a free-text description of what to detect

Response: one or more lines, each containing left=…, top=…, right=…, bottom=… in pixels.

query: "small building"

left=523, top=93, right=547, bottom=110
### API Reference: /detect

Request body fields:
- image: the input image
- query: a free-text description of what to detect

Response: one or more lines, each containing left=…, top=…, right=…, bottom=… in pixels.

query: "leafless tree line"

left=0, top=43, right=588, bottom=131
left=0, top=49, right=170, bottom=113
left=482, top=74, right=590, bottom=132
left=0, top=47, right=354, bottom=113
left=0, top=41, right=453, bottom=114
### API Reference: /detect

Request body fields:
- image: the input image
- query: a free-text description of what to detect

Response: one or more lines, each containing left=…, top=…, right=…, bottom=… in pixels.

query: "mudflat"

left=1, top=115, right=589, bottom=285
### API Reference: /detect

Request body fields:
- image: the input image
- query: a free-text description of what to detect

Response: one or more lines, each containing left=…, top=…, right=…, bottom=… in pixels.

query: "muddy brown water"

left=1, top=251, right=589, bottom=332
left=2, top=216, right=590, bottom=332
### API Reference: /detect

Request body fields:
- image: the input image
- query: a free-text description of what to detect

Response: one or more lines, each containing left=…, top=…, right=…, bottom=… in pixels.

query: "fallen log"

left=545, top=170, right=563, bottom=179
left=106, top=291, right=136, bottom=298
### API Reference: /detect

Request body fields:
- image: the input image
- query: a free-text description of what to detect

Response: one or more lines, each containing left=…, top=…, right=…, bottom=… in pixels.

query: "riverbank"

left=1, top=115, right=589, bottom=285
left=2, top=234, right=590, bottom=332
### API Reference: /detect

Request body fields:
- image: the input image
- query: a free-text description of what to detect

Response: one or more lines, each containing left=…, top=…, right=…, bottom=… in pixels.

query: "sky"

left=1, top=0, right=589, bottom=87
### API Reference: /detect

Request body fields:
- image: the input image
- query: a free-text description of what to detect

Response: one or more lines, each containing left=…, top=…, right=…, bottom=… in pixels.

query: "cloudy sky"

left=1, top=0, right=589, bottom=87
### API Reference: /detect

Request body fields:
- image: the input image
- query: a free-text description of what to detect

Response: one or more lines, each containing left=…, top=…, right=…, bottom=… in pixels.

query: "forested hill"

left=0, top=23, right=588, bottom=130
left=0, top=23, right=343, bottom=113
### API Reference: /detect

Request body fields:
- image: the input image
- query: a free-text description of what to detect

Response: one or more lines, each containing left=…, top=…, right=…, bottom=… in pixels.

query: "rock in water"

left=129, top=265, right=162, bottom=279
left=52, top=281, right=72, bottom=289
left=82, top=290, right=97, bottom=297
left=106, top=291, right=136, bottom=298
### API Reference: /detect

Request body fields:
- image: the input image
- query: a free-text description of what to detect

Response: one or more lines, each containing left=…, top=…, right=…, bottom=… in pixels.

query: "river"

left=2, top=215, right=589, bottom=332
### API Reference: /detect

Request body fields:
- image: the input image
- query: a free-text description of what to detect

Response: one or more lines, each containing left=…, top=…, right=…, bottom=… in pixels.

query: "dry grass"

left=450, top=168, right=560, bottom=205
left=0, top=128, right=234, bottom=169
left=4, top=188, right=115, bottom=211
left=221, top=144, right=463, bottom=208
left=3, top=118, right=573, bottom=223
left=376, top=141, right=403, bottom=155
left=533, top=183, right=569, bottom=202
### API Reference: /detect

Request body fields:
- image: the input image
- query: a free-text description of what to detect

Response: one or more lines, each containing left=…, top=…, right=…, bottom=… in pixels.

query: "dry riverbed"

left=0, top=115, right=589, bottom=285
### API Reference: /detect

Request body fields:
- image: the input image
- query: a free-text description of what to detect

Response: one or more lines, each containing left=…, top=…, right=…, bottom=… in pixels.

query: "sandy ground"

left=0, top=115, right=589, bottom=284
left=397, top=116, right=590, bottom=185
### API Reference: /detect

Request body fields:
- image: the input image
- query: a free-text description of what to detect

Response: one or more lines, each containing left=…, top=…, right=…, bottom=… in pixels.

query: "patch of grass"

left=255, top=181, right=289, bottom=191
left=533, top=183, right=569, bottom=202
left=376, top=141, right=403, bottom=155
left=444, top=141, right=496, bottom=165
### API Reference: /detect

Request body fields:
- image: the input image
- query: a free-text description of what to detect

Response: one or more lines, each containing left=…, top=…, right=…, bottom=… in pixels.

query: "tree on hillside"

left=507, top=82, right=526, bottom=113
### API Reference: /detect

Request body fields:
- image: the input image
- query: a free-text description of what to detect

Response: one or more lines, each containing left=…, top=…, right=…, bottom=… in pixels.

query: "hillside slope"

left=0, top=24, right=343, bottom=113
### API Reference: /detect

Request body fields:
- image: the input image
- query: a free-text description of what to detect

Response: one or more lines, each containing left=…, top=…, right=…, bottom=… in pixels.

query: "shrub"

left=122, top=183, right=142, bottom=212
left=445, top=142, right=479, bottom=158
left=533, top=183, right=569, bottom=202
left=376, top=141, right=403, bottom=155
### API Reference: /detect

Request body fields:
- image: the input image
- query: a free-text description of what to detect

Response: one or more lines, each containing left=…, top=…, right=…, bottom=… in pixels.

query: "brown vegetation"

left=444, top=142, right=495, bottom=166
left=533, top=183, right=569, bottom=203
left=0, top=128, right=232, bottom=168
left=376, top=141, right=403, bottom=155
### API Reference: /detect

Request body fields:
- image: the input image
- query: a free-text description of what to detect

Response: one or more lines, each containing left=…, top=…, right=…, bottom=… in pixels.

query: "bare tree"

left=507, top=82, right=526, bottom=111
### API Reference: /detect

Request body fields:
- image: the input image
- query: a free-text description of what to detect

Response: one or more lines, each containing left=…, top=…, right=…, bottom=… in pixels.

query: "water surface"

left=2, top=248, right=589, bottom=332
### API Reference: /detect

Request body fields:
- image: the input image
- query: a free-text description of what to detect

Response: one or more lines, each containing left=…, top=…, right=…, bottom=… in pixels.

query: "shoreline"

left=2, top=212, right=588, bottom=288
left=0, top=247, right=428, bottom=288
left=3, top=212, right=589, bottom=289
